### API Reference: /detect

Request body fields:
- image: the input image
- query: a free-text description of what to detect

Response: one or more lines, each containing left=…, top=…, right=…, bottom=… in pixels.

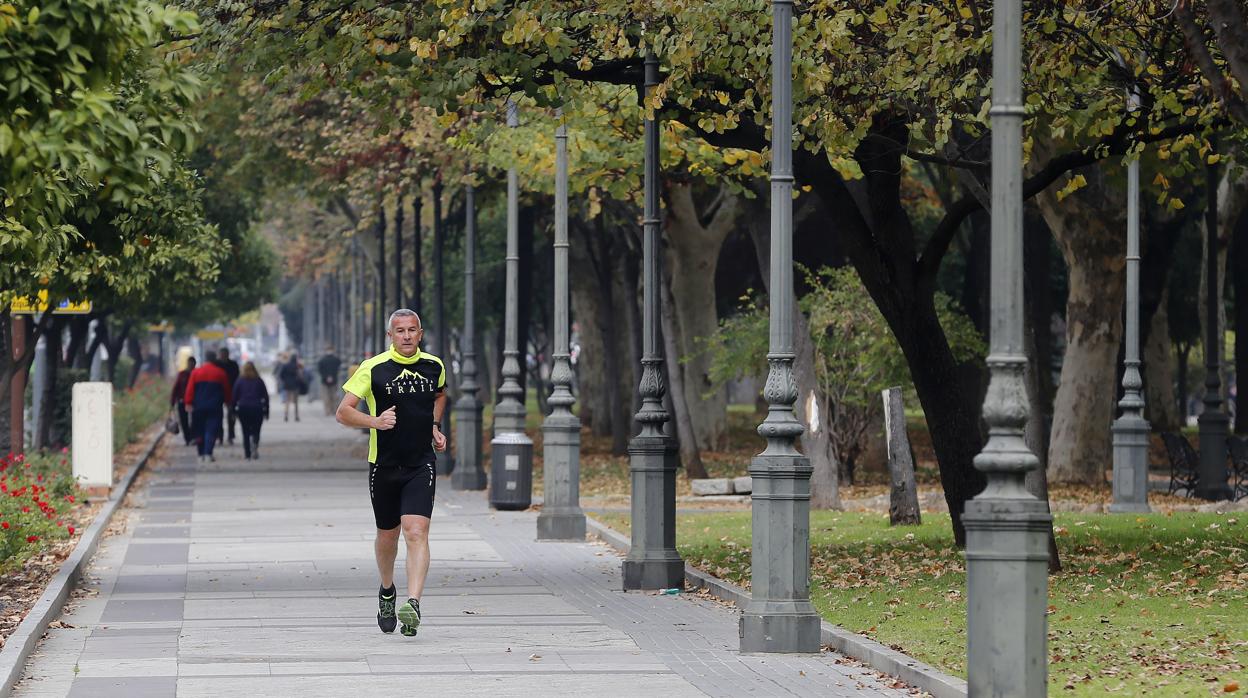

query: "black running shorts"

left=368, top=457, right=436, bottom=529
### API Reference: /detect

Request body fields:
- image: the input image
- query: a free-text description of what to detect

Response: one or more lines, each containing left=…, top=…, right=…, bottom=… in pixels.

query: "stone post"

left=739, top=1, right=821, bottom=652
left=964, top=0, right=1051, bottom=693
left=433, top=175, right=455, bottom=475
left=621, top=53, right=683, bottom=591
left=72, top=382, right=113, bottom=489
left=489, top=100, right=534, bottom=510
left=452, top=180, right=487, bottom=491
left=538, top=110, right=587, bottom=541
left=1110, top=95, right=1151, bottom=514
left=1195, top=145, right=1232, bottom=501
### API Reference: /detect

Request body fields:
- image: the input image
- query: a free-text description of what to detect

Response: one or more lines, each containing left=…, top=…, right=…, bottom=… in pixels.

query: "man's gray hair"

left=387, top=308, right=422, bottom=331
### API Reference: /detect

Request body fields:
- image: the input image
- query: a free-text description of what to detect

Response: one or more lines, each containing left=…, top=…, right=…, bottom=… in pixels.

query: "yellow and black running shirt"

left=343, top=345, right=446, bottom=467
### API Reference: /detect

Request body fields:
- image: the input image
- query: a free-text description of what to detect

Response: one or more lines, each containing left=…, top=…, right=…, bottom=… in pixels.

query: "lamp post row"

left=330, top=4, right=1157, bottom=689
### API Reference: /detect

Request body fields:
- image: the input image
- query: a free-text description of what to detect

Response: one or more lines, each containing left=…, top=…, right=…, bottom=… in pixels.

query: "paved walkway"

left=12, top=410, right=909, bottom=697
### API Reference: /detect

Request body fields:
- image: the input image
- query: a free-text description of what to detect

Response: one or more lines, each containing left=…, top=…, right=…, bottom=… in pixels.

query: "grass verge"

left=594, top=510, right=1247, bottom=696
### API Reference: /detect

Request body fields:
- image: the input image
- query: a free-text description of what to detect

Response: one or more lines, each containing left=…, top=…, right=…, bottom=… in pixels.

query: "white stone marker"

left=72, top=382, right=113, bottom=489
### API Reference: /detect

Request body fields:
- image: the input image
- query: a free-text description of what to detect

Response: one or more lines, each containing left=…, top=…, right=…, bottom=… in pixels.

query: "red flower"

left=21, top=506, right=29, bottom=513
left=26, top=535, right=38, bottom=543
left=67, top=526, right=75, bottom=535
left=1, top=521, right=8, bottom=529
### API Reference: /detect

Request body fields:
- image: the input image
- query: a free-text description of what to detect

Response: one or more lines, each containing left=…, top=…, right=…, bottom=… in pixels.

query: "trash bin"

left=489, top=431, right=533, bottom=510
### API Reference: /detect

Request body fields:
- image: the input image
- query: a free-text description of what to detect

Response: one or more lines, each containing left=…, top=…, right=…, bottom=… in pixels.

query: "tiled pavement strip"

left=12, top=409, right=912, bottom=697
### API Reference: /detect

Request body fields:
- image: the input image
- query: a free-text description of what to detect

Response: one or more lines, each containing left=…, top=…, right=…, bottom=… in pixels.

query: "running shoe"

left=377, top=586, right=397, bottom=633
left=398, top=598, right=421, bottom=636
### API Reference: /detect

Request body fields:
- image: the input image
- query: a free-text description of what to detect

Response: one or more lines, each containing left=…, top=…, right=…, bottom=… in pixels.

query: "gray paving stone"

left=100, top=598, right=186, bottom=623
left=112, top=574, right=187, bottom=594
left=67, top=676, right=176, bottom=697
left=122, top=543, right=189, bottom=566
left=133, top=525, right=190, bottom=539
left=140, top=511, right=192, bottom=524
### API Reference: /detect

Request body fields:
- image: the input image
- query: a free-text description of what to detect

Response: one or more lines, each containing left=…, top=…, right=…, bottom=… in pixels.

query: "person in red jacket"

left=185, top=350, right=233, bottom=462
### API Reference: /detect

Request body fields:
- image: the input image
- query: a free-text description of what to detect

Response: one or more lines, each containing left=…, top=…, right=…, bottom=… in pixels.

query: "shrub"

left=0, top=451, right=82, bottom=572
left=113, top=373, right=169, bottom=451
left=699, top=267, right=984, bottom=480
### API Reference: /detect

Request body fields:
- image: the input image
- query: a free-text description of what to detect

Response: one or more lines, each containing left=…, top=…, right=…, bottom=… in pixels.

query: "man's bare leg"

left=400, top=515, right=431, bottom=598
left=375, top=526, right=400, bottom=587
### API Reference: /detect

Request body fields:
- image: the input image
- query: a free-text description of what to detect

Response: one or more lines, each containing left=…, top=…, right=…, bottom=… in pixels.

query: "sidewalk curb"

left=0, top=427, right=166, bottom=697
left=585, top=515, right=968, bottom=698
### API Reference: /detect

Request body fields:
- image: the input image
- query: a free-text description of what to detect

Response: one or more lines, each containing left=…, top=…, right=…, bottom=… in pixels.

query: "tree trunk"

left=64, top=316, right=90, bottom=368
left=662, top=182, right=737, bottom=450
left=1177, top=344, right=1192, bottom=420
left=0, top=313, right=14, bottom=456
left=36, top=320, right=63, bottom=449
left=517, top=202, right=536, bottom=400
left=0, top=313, right=50, bottom=455
left=1023, top=226, right=1061, bottom=573
left=882, top=387, right=921, bottom=526
left=1144, top=295, right=1182, bottom=432
left=570, top=217, right=610, bottom=433
left=1234, top=208, right=1248, bottom=434
left=1200, top=163, right=1246, bottom=407
left=794, top=125, right=986, bottom=542
left=127, top=334, right=143, bottom=388
left=892, top=304, right=986, bottom=541
left=1038, top=168, right=1127, bottom=485
left=960, top=210, right=991, bottom=336
left=102, top=321, right=132, bottom=386
left=660, top=264, right=708, bottom=478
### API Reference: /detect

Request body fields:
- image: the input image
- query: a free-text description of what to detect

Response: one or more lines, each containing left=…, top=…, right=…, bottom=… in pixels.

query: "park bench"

left=1228, top=436, right=1248, bottom=502
left=1160, top=432, right=1200, bottom=497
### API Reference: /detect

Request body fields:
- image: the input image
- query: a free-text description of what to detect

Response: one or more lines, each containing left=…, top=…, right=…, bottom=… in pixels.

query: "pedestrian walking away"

left=215, top=347, right=241, bottom=445
left=232, top=361, right=270, bottom=460
left=278, top=352, right=304, bottom=422
left=185, top=350, right=232, bottom=462
left=336, top=309, right=447, bottom=638
left=317, top=346, right=343, bottom=417
left=170, top=357, right=196, bottom=446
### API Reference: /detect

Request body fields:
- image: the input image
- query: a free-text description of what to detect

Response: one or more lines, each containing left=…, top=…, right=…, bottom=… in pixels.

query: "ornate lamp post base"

left=451, top=397, right=485, bottom=490
left=740, top=455, right=821, bottom=653
left=964, top=498, right=1051, bottom=697
left=537, top=414, right=586, bottom=540
left=1195, top=410, right=1233, bottom=501
left=1109, top=416, right=1151, bottom=512
left=622, top=436, right=683, bottom=590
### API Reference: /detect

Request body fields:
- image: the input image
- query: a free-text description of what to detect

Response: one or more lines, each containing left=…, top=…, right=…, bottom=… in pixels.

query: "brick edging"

left=585, top=514, right=968, bottom=698
left=0, top=427, right=166, bottom=696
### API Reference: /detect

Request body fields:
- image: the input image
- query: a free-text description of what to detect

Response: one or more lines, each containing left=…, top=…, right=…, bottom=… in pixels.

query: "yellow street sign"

left=149, top=322, right=173, bottom=332
left=10, top=291, right=92, bottom=315
left=196, top=329, right=226, bottom=340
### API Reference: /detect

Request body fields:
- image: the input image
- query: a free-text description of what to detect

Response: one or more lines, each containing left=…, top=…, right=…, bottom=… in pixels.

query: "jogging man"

left=335, top=309, right=447, bottom=637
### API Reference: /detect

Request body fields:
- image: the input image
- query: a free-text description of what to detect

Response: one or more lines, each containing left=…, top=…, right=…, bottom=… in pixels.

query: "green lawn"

left=594, top=510, right=1248, bottom=696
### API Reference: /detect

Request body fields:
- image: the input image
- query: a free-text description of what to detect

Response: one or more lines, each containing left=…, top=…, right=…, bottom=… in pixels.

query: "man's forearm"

left=433, top=393, right=448, bottom=424
left=337, top=402, right=376, bottom=429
